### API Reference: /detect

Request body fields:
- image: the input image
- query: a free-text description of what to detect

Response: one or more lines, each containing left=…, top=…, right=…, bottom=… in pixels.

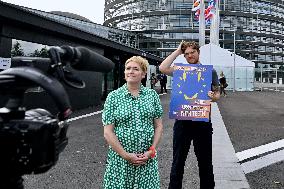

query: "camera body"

left=0, top=46, right=114, bottom=188
left=0, top=108, right=68, bottom=176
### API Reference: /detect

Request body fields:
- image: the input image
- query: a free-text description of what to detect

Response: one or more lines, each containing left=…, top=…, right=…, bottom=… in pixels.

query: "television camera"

left=0, top=46, right=114, bottom=188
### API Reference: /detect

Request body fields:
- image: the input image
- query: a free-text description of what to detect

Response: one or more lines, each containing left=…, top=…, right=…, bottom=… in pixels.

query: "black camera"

left=0, top=46, right=114, bottom=188
left=0, top=108, right=68, bottom=175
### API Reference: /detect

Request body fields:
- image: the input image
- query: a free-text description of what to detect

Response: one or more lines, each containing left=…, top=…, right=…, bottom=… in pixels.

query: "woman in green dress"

left=102, top=56, right=163, bottom=189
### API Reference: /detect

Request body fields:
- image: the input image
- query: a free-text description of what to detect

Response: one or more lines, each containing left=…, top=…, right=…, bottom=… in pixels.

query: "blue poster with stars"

left=169, top=64, right=213, bottom=122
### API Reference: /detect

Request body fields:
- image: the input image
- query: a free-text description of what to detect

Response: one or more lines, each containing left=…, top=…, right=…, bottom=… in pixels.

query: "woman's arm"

left=141, top=118, right=163, bottom=159
left=104, top=124, right=147, bottom=165
left=152, top=118, right=163, bottom=148
left=104, top=124, right=129, bottom=159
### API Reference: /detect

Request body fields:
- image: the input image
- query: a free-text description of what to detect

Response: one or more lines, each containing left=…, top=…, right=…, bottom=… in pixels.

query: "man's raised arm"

left=159, top=41, right=183, bottom=76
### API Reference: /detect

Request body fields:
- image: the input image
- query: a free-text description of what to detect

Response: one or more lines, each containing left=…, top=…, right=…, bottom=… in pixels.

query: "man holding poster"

left=159, top=41, right=220, bottom=189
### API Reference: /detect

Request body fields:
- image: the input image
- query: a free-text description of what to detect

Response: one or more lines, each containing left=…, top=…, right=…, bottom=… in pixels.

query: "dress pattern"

left=102, top=84, right=163, bottom=189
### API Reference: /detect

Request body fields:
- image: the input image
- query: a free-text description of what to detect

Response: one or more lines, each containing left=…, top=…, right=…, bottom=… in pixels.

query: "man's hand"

left=177, top=40, right=185, bottom=55
left=159, top=40, right=185, bottom=76
left=208, top=91, right=214, bottom=99
left=208, top=90, right=220, bottom=102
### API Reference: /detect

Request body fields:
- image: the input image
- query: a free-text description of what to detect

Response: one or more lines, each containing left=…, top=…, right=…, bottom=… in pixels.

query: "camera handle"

left=0, top=67, right=72, bottom=121
left=48, top=47, right=85, bottom=89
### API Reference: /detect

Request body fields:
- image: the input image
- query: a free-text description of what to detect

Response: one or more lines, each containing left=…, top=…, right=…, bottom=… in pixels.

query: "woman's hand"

left=124, top=153, right=149, bottom=166
left=138, top=150, right=152, bottom=160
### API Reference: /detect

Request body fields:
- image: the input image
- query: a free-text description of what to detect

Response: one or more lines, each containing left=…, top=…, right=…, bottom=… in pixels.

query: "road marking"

left=241, top=149, right=284, bottom=174
left=236, top=139, right=284, bottom=162
left=159, top=93, right=167, bottom=96
left=257, top=87, right=284, bottom=93
left=67, top=110, right=103, bottom=123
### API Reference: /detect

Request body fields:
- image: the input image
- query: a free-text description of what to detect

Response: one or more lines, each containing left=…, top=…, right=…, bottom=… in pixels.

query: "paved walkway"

left=211, top=103, right=250, bottom=189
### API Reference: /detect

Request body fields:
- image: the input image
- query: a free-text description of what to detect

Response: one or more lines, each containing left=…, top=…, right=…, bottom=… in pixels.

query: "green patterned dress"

left=102, top=84, right=163, bottom=189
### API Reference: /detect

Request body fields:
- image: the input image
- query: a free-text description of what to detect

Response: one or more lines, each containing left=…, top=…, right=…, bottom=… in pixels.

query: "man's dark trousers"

left=160, top=82, right=167, bottom=93
left=168, top=120, right=215, bottom=189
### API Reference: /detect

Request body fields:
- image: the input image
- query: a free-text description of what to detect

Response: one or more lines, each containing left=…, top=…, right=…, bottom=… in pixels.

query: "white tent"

left=201, top=43, right=255, bottom=91
left=200, top=43, right=254, bottom=67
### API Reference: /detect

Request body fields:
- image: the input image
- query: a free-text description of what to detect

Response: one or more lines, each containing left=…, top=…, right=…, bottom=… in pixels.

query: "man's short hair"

left=181, top=41, right=200, bottom=54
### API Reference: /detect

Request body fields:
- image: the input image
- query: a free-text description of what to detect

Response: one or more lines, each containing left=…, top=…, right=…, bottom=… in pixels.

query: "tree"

left=39, top=46, right=49, bottom=58
left=11, top=41, right=25, bottom=57
left=279, top=65, right=284, bottom=70
left=30, top=49, right=41, bottom=57
left=29, top=46, right=49, bottom=58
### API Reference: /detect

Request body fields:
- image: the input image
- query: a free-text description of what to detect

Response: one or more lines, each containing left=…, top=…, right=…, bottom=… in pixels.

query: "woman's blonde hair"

left=125, top=56, right=149, bottom=73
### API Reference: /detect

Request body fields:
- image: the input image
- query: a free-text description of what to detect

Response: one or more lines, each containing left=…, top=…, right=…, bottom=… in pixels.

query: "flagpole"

left=199, top=0, right=205, bottom=46
left=216, top=0, right=220, bottom=45
left=209, top=0, right=220, bottom=45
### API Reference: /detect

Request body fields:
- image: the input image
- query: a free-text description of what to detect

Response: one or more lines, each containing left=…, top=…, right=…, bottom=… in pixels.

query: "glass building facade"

left=104, top=0, right=284, bottom=66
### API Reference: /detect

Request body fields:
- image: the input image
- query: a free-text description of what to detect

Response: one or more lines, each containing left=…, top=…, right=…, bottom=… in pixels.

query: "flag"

left=192, top=0, right=201, bottom=18
left=205, top=0, right=216, bottom=22
left=193, top=0, right=215, bottom=25
left=192, top=0, right=200, bottom=10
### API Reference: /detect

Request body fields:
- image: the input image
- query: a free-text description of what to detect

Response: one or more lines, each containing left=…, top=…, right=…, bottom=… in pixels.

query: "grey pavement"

left=22, top=92, right=250, bottom=189
left=211, top=103, right=250, bottom=189
left=217, top=91, right=284, bottom=189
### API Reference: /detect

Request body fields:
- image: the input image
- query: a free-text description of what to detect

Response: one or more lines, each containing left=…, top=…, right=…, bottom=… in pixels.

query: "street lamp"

left=233, top=29, right=236, bottom=92
left=260, top=64, right=263, bottom=91
left=146, top=10, right=151, bottom=30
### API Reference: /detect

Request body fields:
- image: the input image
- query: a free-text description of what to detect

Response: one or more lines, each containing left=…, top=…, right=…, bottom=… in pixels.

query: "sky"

left=1, top=0, right=105, bottom=24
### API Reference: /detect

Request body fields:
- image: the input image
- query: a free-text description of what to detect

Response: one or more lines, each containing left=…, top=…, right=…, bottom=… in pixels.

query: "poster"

left=169, top=63, right=213, bottom=122
left=0, top=57, right=11, bottom=70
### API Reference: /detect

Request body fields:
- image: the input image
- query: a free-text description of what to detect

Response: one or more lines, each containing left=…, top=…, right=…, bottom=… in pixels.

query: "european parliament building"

left=104, top=0, right=284, bottom=67
left=2, top=1, right=284, bottom=92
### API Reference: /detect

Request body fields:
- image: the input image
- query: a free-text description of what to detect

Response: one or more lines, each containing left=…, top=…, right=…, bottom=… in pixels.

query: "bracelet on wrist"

left=148, top=146, right=156, bottom=159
